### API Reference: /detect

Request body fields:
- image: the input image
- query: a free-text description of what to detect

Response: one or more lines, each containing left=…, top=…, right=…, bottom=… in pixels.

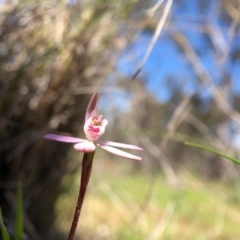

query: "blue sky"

left=116, top=0, right=240, bottom=104
left=117, top=31, right=196, bottom=102
left=99, top=0, right=240, bottom=148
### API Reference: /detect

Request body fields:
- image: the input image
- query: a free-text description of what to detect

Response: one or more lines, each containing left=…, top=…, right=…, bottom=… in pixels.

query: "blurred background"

left=1, top=0, right=240, bottom=239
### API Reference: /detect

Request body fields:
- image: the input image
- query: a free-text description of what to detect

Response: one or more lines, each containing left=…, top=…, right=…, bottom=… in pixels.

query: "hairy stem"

left=67, top=151, right=95, bottom=240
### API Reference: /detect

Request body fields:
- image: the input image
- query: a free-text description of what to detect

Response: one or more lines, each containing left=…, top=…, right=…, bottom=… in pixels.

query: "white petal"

left=101, top=119, right=108, bottom=128
left=98, top=140, right=143, bottom=150
left=97, top=144, right=142, bottom=161
left=74, top=142, right=96, bottom=152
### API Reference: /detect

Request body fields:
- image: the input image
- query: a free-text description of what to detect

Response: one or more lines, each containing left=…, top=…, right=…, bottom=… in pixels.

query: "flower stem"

left=67, top=151, right=95, bottom=240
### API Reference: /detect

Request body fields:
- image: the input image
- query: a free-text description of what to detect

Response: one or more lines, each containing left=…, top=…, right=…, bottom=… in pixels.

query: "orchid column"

left=44, top=93, right=143, bottom=240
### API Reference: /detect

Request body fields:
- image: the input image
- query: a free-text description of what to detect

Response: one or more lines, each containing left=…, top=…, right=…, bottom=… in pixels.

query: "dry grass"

left=56, top=158, right=240, bottom=240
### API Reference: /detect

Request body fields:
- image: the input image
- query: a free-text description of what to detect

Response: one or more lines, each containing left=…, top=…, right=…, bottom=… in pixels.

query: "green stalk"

left=185, top=141, right=240, bottom=165
left=0, top=208, right=10, bottom=240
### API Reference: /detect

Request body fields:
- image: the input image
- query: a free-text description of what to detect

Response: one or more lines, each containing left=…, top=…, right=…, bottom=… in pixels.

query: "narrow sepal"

left=85, top=93, right=98, bottom=122
left=98, top=144, right=142, bottom=161
left=98, top=140, right=143, bottom=150
left=44, top=134, right=85, bottom=143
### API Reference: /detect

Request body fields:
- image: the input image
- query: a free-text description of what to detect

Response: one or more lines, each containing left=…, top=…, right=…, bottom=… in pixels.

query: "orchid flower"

left=44, top=93, right=143, bottom=160
left=43, top=93, right=143, bottom=240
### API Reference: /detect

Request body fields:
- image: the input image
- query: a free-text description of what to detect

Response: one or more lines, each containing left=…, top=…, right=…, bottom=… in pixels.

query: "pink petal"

left=85, top=93, right=98, bottom=122
left=74, top=142, right=96, bottom=152
left=98, top=141, right=143, bottom=150
left=97, top=144, right=142, bottom=161
left=44, top=134, right=86, bottom=143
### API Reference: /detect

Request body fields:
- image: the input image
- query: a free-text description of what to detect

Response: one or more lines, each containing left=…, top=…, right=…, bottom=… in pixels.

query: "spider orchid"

left=43, top=93, right=143, bottom=240
left=44, top=93, right=143, bottom=160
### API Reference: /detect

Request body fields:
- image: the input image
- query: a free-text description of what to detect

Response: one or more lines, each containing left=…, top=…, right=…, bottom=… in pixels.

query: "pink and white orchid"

left=44, top=93, right=143, bottom=160
left=44, top=93, right=143, bottom=240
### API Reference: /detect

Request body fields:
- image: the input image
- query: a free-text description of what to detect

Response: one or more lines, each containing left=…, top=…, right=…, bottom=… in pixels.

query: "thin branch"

left=185, top=112, right=239, bottom=179
left=135, top=130, right=178, bottom=186
left=146, top=201, right=176, bottom=240
left=132, top=0, right=173, bottom=80
left=146, top=0, right=164, bottom=17
left=171, top=30, right=240, bottom=125
left=161, top=96, right=192, bottom=149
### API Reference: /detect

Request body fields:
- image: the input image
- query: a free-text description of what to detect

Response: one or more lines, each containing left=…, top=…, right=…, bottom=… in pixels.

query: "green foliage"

left=185, top=141, right=240, bottom=165
left=0, top=184, right=23, bottom=240
left=56, top=171, right=240, bottom=239
left=0, top=208, right=10, bottom=240
left=15, top=184, right=23, bottom=240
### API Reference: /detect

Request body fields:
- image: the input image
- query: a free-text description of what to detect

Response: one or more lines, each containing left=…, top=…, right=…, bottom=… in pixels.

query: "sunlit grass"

left=56, top=162, right=240, bottom=240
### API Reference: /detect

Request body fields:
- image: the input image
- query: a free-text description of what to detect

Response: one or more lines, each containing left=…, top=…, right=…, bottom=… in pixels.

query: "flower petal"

left=74, top=142, right=96, bottom=152
left=97, top=144, right=142, bottom=161
left=85, top=93, right=98, bottom=122
left=44, top=134, right=85, bottom=143
left=98, top=141, right=143, bottom=150
left=101, top=119, right=108, bottom=128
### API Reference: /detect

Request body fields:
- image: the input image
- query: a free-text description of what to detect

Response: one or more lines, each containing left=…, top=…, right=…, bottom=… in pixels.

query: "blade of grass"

left=185, top=141, right=240, bottom=165
left=15, top=183, right=23, bottom=240
left=0, top=208, right=10, bottom=240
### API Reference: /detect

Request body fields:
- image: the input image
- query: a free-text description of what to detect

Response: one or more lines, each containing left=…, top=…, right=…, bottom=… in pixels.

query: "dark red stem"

left=67, top=151, right=95, bottom=240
